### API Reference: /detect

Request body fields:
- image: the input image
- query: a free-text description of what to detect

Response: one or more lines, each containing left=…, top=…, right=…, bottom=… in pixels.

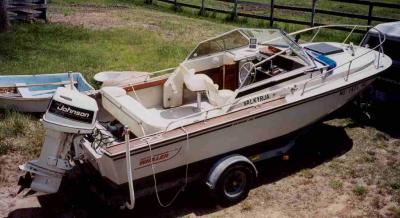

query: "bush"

left=330, top=180, right=343, bottom=190
left=0, top=140, right=11, bottom=155
left=353, top=185, right=367, bottom=196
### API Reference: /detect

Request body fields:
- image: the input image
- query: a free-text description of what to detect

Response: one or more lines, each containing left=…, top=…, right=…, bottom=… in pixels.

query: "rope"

left=144, top=126, right=190, bottom=207
left=130, top=84, right=143, bottom=105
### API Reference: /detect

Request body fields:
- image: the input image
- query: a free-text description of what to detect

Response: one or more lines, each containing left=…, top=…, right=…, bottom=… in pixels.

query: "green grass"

left=329, top=180, right=343, bottom=190
left=0, top=23, right=192, bottom=82
left=0, top=110, right=44, bottom=157
left=353, top=184, right=368, bottom=196
left=299, top=168, right=314, bottom=179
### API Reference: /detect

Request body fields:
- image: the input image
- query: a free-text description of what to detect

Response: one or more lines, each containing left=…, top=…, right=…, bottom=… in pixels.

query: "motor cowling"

left=19, top=87, right=98, bottom=193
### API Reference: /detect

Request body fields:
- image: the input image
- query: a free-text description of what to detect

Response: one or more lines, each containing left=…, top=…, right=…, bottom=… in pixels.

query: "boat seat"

left=163, top=64, right=195, bottom=108
left=16, top=83, right=32, bottom=98
left=200, top=75, right=235, bottom=107
left=101, top=86, right=165, bottom=137
left=16, top=82, right=66, bottom=98
left=15, top=83, right=54, bottom=98
left=183, top=70, right=207, bottom=92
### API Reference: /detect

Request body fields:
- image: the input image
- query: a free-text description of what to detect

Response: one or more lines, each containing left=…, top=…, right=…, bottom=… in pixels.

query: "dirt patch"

left=48, top=4, right=232, bottom=42
left=0, top=152, right=33, bottom=218
left=50, top=5, right=162, bottom=31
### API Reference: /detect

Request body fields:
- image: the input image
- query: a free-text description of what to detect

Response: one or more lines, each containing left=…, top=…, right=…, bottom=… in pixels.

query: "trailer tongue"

left=18, top=87, right=98, bottom=193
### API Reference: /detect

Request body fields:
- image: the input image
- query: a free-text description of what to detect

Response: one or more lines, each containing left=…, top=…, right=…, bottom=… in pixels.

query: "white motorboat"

left=19, top=25, right=391, bottom=208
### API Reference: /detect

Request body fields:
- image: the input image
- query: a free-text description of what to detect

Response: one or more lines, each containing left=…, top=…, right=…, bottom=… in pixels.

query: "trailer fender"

left=206, top=154, right=258, bottom=190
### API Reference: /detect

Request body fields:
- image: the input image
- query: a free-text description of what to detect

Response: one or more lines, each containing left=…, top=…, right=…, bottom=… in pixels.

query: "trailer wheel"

left=214, top=163, right=254, bottom=205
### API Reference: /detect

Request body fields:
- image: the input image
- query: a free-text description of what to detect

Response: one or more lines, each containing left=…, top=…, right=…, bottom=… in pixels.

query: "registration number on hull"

left=339, top=82, right=367, bottom=96
left=243, top=94, right=270, bottom=106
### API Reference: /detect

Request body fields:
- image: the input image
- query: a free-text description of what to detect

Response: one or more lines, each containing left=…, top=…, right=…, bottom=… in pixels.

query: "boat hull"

left=91, top=76, right=375, bottom=186
left=0, top=97, right=50, bottom=113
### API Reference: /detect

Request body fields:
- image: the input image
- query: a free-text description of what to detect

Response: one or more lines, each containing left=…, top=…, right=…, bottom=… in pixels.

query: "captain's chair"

left=183, top=70, right=210, bottom=110
left=203, top=77, right=235, bottom=107
left=183, top=71, right=235, bottom=108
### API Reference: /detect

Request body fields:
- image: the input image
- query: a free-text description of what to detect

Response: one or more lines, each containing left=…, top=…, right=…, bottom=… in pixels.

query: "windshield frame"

left=186, top=28, right=316, bottom=68
left=186, top=29, right=250, bottom=60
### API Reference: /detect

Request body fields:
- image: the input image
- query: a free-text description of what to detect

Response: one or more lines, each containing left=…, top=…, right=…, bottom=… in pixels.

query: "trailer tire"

left=214, top=163, right=255, bottom=206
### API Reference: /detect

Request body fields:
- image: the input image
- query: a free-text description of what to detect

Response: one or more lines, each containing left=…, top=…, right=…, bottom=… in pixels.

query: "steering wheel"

left=239, top=62, right=256, bottom=87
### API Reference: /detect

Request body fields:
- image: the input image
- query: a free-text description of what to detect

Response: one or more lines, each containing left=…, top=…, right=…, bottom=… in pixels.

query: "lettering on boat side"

left=339, top=83, right=365, bottom=96
left=48, top=100, right=94, bottom=124
left=243, top=94, right=270, bottom=106
left=139, top=153, right=169, bottom=166
left=135, top=147, right=181, bottom=169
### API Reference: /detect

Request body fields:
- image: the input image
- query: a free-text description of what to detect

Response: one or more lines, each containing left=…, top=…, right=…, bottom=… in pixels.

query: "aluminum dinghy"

left=0, top=72, right=94, bottom=112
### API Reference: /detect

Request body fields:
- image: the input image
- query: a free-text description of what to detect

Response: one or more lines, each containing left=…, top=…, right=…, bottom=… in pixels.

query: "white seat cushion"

left=219, top=89, right=234, bottom=98
left=183, top=70, right=207, bottom=92
left=202, top=76, right=235, bottom=107
left=101, top=87, right=165, bottom=137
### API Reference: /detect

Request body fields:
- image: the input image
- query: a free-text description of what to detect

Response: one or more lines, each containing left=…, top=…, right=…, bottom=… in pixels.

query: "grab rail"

left=294, top=25, right=386, bottom=95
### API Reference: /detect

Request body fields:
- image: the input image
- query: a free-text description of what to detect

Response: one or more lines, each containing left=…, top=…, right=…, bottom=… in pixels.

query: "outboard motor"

left=19, top=87, right=98, bottom=193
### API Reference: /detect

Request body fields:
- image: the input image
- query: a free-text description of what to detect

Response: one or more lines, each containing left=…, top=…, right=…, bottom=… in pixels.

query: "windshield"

left=187, top=28, right=312, bottom=66
left=188, top=30, right=248, bottom=59
left=241, top=28, right=286, bottom=46
left=244, top=28, right=312, bottom=65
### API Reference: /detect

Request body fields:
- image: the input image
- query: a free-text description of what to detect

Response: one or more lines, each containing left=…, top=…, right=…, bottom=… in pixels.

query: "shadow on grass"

left=329, top=100, right=400, bottom=139
left=7, top=123, right=353, bottom=218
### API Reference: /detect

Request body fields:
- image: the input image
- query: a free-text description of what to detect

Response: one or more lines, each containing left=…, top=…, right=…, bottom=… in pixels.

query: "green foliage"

left=241, top=201, right=254, bottom=212
left=0, top=140, right=11, bottom=155
left=329, top=180, right=343, bottom=190
left=299, top=169, right=313, bottom=179
left=0, top=110, right=44, bottom=157
left=353, top=185, right=367, bottom=196
left=0, top=23, right=190, bottom=78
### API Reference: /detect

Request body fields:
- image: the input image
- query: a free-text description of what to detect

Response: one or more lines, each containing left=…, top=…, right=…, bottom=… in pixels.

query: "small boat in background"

left=0, top=72, right=94, bottom=112
left=362, top=21, right=400, bottom=105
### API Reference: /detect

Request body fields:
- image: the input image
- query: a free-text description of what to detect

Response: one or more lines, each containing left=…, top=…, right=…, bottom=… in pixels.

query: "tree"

left=0, top=0, right=10, bottom=32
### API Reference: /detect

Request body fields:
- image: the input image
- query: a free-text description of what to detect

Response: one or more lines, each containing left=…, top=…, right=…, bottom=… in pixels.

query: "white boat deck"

left=147, top=101, right=216, bottom=130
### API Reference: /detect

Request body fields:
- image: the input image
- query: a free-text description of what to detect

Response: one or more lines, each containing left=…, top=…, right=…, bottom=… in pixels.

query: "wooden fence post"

left=311, top=0, right=317, bottom=27
left=39, top=0, right=48, bottom=22
left=199, top=0, right=205, bottom=16
left=0, top=0, right=10, bottom=32
left=270, top=0, right=275, bottom=27
left=231, top=0, right=238, bottom=21
left=367, top=2, right=373, bottom=25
